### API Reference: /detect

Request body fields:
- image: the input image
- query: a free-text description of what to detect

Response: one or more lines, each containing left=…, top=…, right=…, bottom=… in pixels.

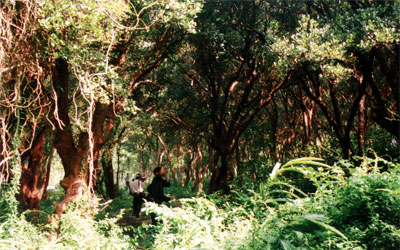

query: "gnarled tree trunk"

left=20, top=128, right=53, bottom=209
left=51, top=59, right=115, bottom=216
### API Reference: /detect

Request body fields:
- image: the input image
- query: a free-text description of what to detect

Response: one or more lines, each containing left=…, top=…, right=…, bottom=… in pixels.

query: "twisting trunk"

left=52, top=58, right=87, bottom=217
left=20, top=128, right=53, bottom=209
left=52, top=59, right=116, bottom=216
left=178, top=145, right=185, bottom=183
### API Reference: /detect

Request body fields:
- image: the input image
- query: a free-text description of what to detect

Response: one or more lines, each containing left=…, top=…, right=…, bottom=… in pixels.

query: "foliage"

left=136, top=157, right=400, bottom=250
left=2, top=155, right=399, bottom=250
left=143, top=197, right=253, bottom=250
left=0, top=193, right=134, bottom=250
left=317, top=159, right=400, bottom=249
left=165, top=181, right=200, bottom=199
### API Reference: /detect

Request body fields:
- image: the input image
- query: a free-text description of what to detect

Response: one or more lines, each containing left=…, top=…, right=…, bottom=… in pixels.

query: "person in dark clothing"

left=148, top=166, right=170, bottom=224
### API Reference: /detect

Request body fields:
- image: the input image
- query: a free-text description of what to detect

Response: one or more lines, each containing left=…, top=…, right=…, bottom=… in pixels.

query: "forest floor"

left=45, top=184, right=187, bottom=229
left=118, top=210, right=152, bottom=227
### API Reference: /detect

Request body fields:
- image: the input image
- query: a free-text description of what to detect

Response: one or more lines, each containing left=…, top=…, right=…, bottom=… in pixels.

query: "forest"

left=0, top=0, right=399, bottom=249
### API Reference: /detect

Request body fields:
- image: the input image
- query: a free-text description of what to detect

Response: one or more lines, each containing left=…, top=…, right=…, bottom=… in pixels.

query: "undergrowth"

left=0, top=193, right=135, bottom=250
left=142, top=157, right=400, bottom=250
left=1, top=157, right=399, bottom=250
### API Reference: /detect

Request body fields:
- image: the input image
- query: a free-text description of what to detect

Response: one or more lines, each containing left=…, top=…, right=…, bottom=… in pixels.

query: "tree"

left=43, top=0, right=202, bottom=215
left=287, top=1, right=400, bottom=158
left=156, top=0, right=298, bottom=193
left=1, top=0, right=202, bottom=214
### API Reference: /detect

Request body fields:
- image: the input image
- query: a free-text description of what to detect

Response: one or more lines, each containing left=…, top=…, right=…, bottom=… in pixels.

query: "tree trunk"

left=20, top=129, right=52, bottom=209
left=208, top=146, right=218, bottom=194
left=51, top=58, right=117, bottom=216
left=139, top=145, right=146, bottom=175
left=116, top=145, right=121, bottom=191
left=52, top=58, right=89, bottom=217
left=184, top=152, right=194, bottom=187
left=337, top=135, right=352, bottom=160
left=176, top=145, right=184, bottom=184
left=190, top=152, right=198, bottom=187
left=357, top=94, right=367, bottom=155
left=54, top=149, right=87, bottom=217
left=102, top=147, right=116, bottom=199
left=157, top=135, right=177, bottom=182
left=178, top=145, right=185, bottom=184
left=42, top=147, right=54, bottom=200
left=193, top=143, right=204, bottom=193
left=217, top=150, right=235, bottom=194
left=209, top=143, right=239, bottom=194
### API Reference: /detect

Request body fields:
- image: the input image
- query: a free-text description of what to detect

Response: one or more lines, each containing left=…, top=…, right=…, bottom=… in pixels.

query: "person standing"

left=125, top=173, right=130, bottom=190
left=148, top=166, right=171, bottom=224
left=130, top=173, right=146, bottom=217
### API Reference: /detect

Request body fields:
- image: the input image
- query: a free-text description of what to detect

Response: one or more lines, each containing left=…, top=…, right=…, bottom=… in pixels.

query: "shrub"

left=321, top=164, right=400, bottom=250
left=143, top=197, right=254, bottom=250
left=0, top=193, right=136, bottom=250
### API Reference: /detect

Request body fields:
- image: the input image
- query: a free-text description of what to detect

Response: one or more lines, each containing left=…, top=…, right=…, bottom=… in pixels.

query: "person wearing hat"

left=129, top=173, right=146, bottom=218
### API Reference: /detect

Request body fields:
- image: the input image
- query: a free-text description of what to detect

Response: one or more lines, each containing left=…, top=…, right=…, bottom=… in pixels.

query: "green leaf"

left=280, top=239, right=298, bottom=250
left=290, top=215, right=348, bottom=241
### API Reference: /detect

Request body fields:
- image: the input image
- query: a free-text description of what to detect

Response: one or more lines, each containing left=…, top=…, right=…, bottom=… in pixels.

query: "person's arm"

left=152, top=182, right=163, bottom=203
left=161, top=178, right=170, bottom=187
left=161, top=194, right=171, bottom=202
left=129, top=181, right=135, bottom=194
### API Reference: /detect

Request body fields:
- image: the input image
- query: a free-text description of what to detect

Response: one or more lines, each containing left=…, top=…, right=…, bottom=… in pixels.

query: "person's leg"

left=133, top=194, right=138, bottom=216
left=151, top=213, right=157, bottom=225
left=137, top=193, right=144, bottom=217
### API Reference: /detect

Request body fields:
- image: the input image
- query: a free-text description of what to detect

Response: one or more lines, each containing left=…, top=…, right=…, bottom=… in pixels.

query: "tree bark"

left=101, top=147, right=116, bottom=199
left=42, top=147, right=54, bottom=200
left=193, top=143, right=204, bottom=193
left=157, top=135, right=177, bottom=182
left=52, top=58, right=89, bottom=217
left=208, top=148, right=220, bottom=194
left=184, top=152, right=194, bottom=187
left=357, top=94, right=367, bottom=155
left=209, top=143, right=239, bottom=194
left=51, top=59, right=118, bottom=216
left=20, top=128, right=52, bottom=209
left=116, top=145, right=121, bottom=191
left=216, top=150, right=235, bottom=194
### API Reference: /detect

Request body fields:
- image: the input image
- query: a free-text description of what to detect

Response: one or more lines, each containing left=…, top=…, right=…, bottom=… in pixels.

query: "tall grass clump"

left=0, top=191, right=136, bottom=250
left=143, top=197, right=254, bottom=250
left=314, top=158, right=400, bottom=249
left=141, top=157, right=400, bottom=250
left=235, top=157, right=400, bottom=250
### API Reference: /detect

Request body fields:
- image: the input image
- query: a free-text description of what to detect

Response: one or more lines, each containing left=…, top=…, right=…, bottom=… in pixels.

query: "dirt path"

left=117, top=199, right=182, bottom=227
left=118, top=215, right=152, bottom=227
left=117, top=209, right=152, bottom=227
